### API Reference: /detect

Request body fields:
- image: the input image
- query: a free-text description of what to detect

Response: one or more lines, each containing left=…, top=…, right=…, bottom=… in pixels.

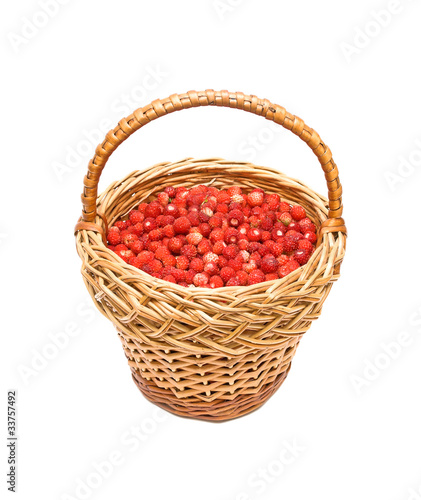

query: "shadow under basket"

left=74, top=91, right=347, bottom=422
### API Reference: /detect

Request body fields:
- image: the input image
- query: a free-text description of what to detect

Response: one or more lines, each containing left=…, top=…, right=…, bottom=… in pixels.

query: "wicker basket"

left=75, top=90, right=347, bottom=422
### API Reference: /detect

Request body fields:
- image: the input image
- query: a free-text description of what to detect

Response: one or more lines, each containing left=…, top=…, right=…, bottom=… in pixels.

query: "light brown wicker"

left=74, top=90, right=347, bottom=422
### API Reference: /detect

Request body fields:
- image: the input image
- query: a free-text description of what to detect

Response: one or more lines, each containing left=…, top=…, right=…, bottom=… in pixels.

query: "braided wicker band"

left=74, top=91, right=347, bottom=422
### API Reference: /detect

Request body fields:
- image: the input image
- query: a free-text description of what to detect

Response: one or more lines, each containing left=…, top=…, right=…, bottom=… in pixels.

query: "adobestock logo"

left=349, top=305, right=421, bottom=395
left=384, top=138, right=421, bottom=192
left=51, top=64, right=169, bottom=183
left=340, top=0, right=415, bottom=64
left=237, top=122, right=282, bottom=162
left=213, top=0, right=247, bottom=21
left=7, top=0, right=73, bottom=53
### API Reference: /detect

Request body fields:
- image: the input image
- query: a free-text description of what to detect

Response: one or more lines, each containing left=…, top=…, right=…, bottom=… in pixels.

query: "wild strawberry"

left=164, top=204, right=180, bottom=218
left=204, top=262, right=219, bottom=275
left=157, top=192, right=170, bottom=206
left=271, top=226, right=285, bottom=239
left=213, top=240, right=226, bottom=255
left=193, top=273, right=209, bottom=287
left=279, top=212, right=292, bottom=226
left=129, top=256, right=142, bottom=268
left=238, top=250, right=250, bottom=263
left=143, top=218, right=157, bottom=232
left=231, top=194, right=244, bottom=205
left=304, top=231, right=317, bottom=244
left=298, top=239, right=314, bottom=253
left=198, top=223, right=211, bottom=237
left=171, top=268, right=186, bottom=282
left=129, top=210, right=143, bottom=225
left=286, top=230, right=304, bottom=241
left=168, top=237, right=183, bottom=254
left=271, top=241, right=284, bottom=257
left=226, top=277, right=240, bottom=287
left=202, top=252, right=218, bottom=265
left=277, top=255, right=289, bottom=266
left=189, top=257, right=204, bottom=273
left=185, top=269, right=196, bottom=284
left=227, top=209, right=244, bottom=227
left=266, top=193, right=280, bottom=211
left=224, top=227, right=238, bottom=245
left=247, top=228, right=262, bottom=242
left=209, top=275, right=224, bottom=288
left=163, top=275, right=177, bottom=283
left=114, top=220, right=128, bottom=231
left=216, top=203, right=229, bottom=214
left=227, top=186, right=242, bottom=197
left=236, top=270, right=249, bottom=286
left=228, top=259, right=242, bottom=272
left=164, top=186, right=176, bottom=198
left=122, top=233, right=137, bottom=247
left=265, top=273, right=279, bottom=281
left=218, top=255, right=228, bottom=268
left=259, top=216, right=273, bottom=231
left=223, top=244, right=239, bottom=260
left=209, top=215, right=222, bottom=229
left=261, top=231, right=272, bottom=242
left=129, top=239, right=144, bottom=254
left=220, top=266, right=235, bottom=283
left=186, top=232, right=203, bottom=246
left=149, top=259, right=163, bottom=273
left=261, top=256, right=279, bottom=274
left=288, top=221, right=301, bottom=232
left=145, top=202, right=163, bottom=218
left=187, top=211, right=200, bottom=227
left=210, top=228, right=225, bottom=244
left=198, top=211, right=210, bottom=223
left=279, top=202, right=291, bottom=213
left=173, top=216, right=191, bottom=235
left=290, top=205, right=306, bottom=221
left=283, top=236, right=298, bottom=253
left=155, top=246, right=170, bottom=261
left=217, top=191, right=231, bottom=204
left=162, top=224, right=175, bottom=238
left=294, top=248, right=311, bottom=265
left=137, top=250, right=154, bottom=264
left=176, top=255, right=190, bottom=270
left=180, top=244, right=197, bottom=260
left=107, top=230, right=121, bottom=245
left=248, top=269, right=266, bottom=285
left=197, top=239, right=212, bottom=255
left=247, top=190, right=264, bottom=207
left=243, top=261, right=257, bottom=273
left=238, top=239, right=249, bottom=251
left=148, top=229, right=162, bottom=241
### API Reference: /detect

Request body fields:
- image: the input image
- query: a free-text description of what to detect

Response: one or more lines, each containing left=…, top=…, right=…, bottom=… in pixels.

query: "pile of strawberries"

left=106, top=185, right=318, bottom=288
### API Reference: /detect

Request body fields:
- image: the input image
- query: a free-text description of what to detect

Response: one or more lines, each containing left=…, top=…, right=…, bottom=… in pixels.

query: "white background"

left=2, top=1, right=421, bottom=499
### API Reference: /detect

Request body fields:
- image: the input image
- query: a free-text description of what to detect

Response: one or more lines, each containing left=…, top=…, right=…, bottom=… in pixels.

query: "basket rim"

left=76, top=157, right=346, bottom=298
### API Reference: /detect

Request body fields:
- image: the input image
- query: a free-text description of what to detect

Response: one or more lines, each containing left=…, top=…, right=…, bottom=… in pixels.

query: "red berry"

left=290, top=205, right=306, bottom=221
left=261, top=256, right=279, bottom=274
left=266, top=193, right=280, bottom=211
left=197, top=239, right=212, bottom=255
left=107, top=230, right=121, bottom=245
left=220, top=266, right=236, bottom=283
left=247, top=190, right=264, bottom=207
left=224, top=227, right=238, bottom=245
left=190, top=258, right=204, bottom=273
left=227, top=209, right=244, bottom=227
left=204, top=262, right=219, bottom=275
left=210, top=228, right=225, bottom=244
left=209, top=275, right=224, bottom=288
left=176, top=255, right=190, bottom=270
left=226, top=277, right=240, bottom=287
left=129, top=210, right=143, bottom=224
left=304, top=231, right=317, bottom=244
left=168, top=237, right=183, bottom=254
left=298, top=239, right=313, bottom=253
left=279, top=212, right=292, bottom=226
left=186, top=232, right=203, bottom=246
left=248, top=269, right=265, bottom=285
left=193, top=273, right=209, bottom=287
left=283, top=236, right=298, bottom=253
left=236, top=270, right=249, bottom=286
left=164, top=204, right=180, bottom=218
left=203, top=252, right=219, bottom=264
left=143, top=218, right=157, bottom=232
left=180, top=244, right=197, bottom=260
left=265, top=273, right=279, bottom=281
left=294, top=248, right=311, bottom=265
left=213, top=240, right=226, bottom=255
left=279, top=202, right=291, bottom=213
left=173, top=216, right=191, bottom=235
left=222, top=244, right=239, bottom=260
left=198, top=223, right=211, bottom=238
left=247, top=228, right=262, bottom=242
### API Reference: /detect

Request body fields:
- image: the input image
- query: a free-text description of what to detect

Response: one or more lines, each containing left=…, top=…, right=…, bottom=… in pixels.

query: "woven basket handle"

left=76, top=90, right=345, bottom=238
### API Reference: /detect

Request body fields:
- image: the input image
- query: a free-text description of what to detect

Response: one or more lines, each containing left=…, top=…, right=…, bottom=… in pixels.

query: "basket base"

left=131, top=364, right=291, bottom=422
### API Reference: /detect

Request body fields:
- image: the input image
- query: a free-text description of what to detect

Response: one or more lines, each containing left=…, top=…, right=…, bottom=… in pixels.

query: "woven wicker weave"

left=74, top=90, right=347, bottom=421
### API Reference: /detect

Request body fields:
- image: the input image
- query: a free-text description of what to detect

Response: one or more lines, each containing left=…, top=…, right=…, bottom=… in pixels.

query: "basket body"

left=76, top=158, right=345, bottom=421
